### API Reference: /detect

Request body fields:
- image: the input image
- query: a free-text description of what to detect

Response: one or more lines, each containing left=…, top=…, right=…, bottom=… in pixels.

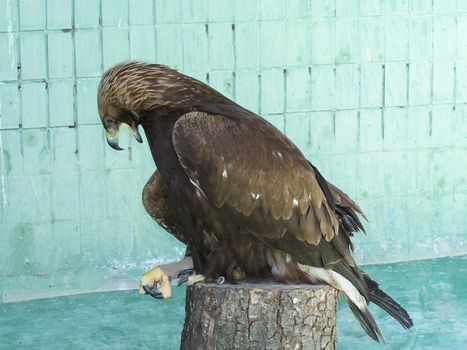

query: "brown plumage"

left=97, top=61, right=412, bottom=342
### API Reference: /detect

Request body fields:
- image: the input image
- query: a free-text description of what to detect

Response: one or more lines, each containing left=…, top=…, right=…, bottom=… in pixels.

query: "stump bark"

left=180, top=282, right=339, bottom=350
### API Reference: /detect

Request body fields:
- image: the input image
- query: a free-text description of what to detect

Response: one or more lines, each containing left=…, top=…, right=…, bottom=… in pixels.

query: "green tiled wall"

left=0, top=0, right=466, bottom=291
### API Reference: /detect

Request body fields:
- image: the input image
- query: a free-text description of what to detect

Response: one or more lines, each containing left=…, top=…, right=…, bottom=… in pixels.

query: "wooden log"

left=180, top=282, right=339, bottom=350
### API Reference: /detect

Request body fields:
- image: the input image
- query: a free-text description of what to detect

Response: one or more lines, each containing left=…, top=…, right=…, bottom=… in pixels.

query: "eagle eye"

left=104, top=116, right=117, bottom=130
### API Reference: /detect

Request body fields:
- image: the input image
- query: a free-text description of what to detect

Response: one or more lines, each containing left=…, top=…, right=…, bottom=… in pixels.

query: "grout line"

left=406, top=62, right=410, bottom=106
left=0, top=101, right=464, bottom=132
left=357, top=2, right=362, bottom=151
left=15, top=0, right=24, bottom=166
left=357, top=65, right=361, bottom=149
left=70, top=0, right=83, bottom=266
left=44, top=0, right=51, bottom=150
left=44, top=0, right=55, bottom=229
left=381, top=63, right=386, bottom=140
left=98, top=0, right=104, bottom=74
left=151, top=0, right=156, bottom=62
left=428, top=109, right=433, bottom=136
left=97, top=0, right=110, bottom=224
left=154, top=0, right=158, bottom=63
left=124, top=0, right=133, bottom=162
left=257, top=70, right=262, bottom=115
left=257, top=5, right=262, bottom=116
left=453, top=64, right=457, bottom=110
left=305, top=62, right=312, bottom=143
left=232, top=22, right=236, bottom=101
left=453, top=0, right=458, bottom=110
left=126, top=0, right=130, bottom=62
left=283, top=67, right=287, bottom=133
left=180, top=0, right=185, bottom=72
left=205, top=22, right=209, bottom=84
left=332, top=2, right=336, bottom=144
left=430, top=0, right=434, bottom=135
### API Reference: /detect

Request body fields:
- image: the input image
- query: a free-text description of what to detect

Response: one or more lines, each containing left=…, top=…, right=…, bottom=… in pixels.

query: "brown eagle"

left=97, top=61, right=412, bottom=342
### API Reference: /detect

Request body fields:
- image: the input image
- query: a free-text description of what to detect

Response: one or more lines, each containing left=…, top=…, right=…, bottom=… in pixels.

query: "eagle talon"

left=139, top=266, right=172, bottom=299
left=177, top=268, right=196, bottom=279
left=217, top=276, right=225, bottom=285
left=177, top=268, right=196, bottom=286
left=142, top=285, right=164, bottom=299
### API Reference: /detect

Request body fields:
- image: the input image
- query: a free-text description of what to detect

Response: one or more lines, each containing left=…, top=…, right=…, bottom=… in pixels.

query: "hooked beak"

left=104, top=116, right=143, bottom=151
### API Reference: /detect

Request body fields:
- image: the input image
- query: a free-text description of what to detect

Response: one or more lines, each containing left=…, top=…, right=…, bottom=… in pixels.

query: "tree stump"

left=180, top=282, right=339, bottom=350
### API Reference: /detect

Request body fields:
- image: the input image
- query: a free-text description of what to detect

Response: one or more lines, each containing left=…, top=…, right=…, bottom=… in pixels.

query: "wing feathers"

left=173, top=111, right=340, bottom=244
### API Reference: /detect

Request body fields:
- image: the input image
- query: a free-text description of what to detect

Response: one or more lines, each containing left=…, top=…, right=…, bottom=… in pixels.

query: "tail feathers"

left=301, top=265, right=385, bottom=343
left=346, top=297, right=385, bottom=343
left=364, top=275, right=413, bottom=330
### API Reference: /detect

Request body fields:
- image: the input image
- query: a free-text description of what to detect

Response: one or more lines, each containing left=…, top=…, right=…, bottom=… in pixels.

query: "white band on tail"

left=298, top=264, right=367, bottom=311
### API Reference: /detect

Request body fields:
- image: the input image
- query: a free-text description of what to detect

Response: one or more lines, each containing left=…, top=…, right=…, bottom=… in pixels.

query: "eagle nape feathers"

left=97, top=61, right=413, bottom=342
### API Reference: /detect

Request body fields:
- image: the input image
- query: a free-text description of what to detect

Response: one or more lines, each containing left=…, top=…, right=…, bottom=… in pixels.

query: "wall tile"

left=102, top=27, right=130, bottom=70
left=48, top=79, right=74, bottom=127
left=156, top=24, right=182, bottom=68
left=76, top=78, right=100, bottom=124
left=310, top=20, right=335, bottom=64
left=260, top=21, right=285, bottom=67
left=0, top=33, right=17, bottom=81
left=129, top=0, right=154, bottom=24
left=260, top=68, right=284, bottom=114
left=74, top=0, right=100, bottom=28
left=0, top=130, right=22, bottom=176
left=75, top=30, right=102, bottom=77
left=101, top=0, right=128, bottom=27
left=360, top=63, right=383, bottom=108
left=385, top=62, right=408, bottom=107
left=235, top=69, right=260, bottom=113
left=235, top=22, right=260, bottom=68
left=286, top=67, right=311, bottom=112
left=20, top=33, right=46, bottom=80
left=182, top=0, right=207, bottom=22
left=19, top=0, right=45, bottom=30
left=310, top=65, right=335, bottom=110
left=334, top=110, right=358, bottom=153
left=208, top=23, right=234, bottom=69
left=0, top=0, right=18, bottom=32
left=335, top=18, right=359, bottom=64
left=409, top=61, right=431, bottom=106
left=433, top=60, right=454, bottom=104
left=335, top=64, right=359, bottom=109
left=0, top=84, right=20, bottom=129
left=21, top=82, right=48, bottom=128
left=129, top=25, right=156, bottom=61
left=47, top=0, right=72, bottom=29
left=48, top=32, right=74, bottom=78
left=51, top=127, right=77, bottom=173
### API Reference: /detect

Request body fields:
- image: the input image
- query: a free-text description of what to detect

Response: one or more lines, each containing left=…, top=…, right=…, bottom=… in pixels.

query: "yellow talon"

left=139, top=266, right=172, bottom=299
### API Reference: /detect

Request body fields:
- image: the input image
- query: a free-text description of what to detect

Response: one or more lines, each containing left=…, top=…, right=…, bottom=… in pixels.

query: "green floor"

left=1, top=256, right=466, bottom=349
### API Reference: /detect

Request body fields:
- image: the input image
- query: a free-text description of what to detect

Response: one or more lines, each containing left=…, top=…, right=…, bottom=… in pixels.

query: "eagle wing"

left=172, top=111, right=345, bottom=247
left=142, top=170, right=186, bottom=244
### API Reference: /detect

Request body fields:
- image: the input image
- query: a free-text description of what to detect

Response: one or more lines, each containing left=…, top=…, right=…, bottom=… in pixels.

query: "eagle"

left=97, top=61, right=412, bottom=342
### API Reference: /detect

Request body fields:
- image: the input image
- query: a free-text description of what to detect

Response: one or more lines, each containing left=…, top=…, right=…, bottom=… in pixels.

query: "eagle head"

left=97, top=62, right=161, bottom=150
left=97, top=99, right=143, bottom=151
left=98, top=61, right=229, bottom=150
